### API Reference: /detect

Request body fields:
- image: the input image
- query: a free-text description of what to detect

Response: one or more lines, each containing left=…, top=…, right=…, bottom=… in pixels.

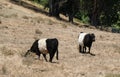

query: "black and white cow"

left=24, top=38, right=59, bottom=62
left=78, top=32, right=95, bottom=53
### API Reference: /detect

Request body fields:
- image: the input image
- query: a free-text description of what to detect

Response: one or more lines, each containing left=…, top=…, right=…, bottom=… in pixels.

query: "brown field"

left=0, top=0, right=120, bottom=77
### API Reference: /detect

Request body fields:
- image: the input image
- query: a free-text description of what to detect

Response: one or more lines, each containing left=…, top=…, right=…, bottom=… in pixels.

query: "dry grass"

left=105, top=74, right=120, bottom=77
left=22, top=15, right=29, bottom=19
left=0, top=13, right=18, bottom=18
left=1, top=46, right=14, bottom=56
left=1, top=65, right=8, bottom=75
left=35, top=29, right=43, bottom=35
left=30, top=16, right=45, bottom=24
left=112, top=44, right=120, bottom=53
left=0, top=25, right=8, bottom=29
left=62, top=23, right=68, bottom=28
left=34, top=29, right=43, bottom=39
left=0, top=0, right=120, bottom=77
left=47, top=19, right=54, bottom=25
left=0, top=20, right=1, bottom=24
left=22, top=56, right=34, bottom=66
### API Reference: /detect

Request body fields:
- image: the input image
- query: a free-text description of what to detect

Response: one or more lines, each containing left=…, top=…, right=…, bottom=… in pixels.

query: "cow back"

left=46, top=38, right=58, bottom=52
left=83, top=34, right=93, bottom=47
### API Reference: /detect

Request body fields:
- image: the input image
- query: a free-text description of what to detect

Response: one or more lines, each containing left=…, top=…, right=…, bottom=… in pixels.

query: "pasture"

left=0, top=0, right=120, bottom=77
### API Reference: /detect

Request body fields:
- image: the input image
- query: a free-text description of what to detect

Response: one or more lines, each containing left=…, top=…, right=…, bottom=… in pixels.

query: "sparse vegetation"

left=47, top=19, right=54, bottom=25
left=0, top=0, right=120, bottom=77
left=30, top=17, right=45, bottom=24
left=34, top=29, right=43, bottom=39
left=62, top=23, right=67, bottom=28
left=112, top=44, right=120, bottom=53
left=105, top=74, right=120, bottom=77
left=22, top=15, right=29, bottom=19
left=1, top=46, right=14, bottom=56
left=22, top=57, right=34, bottom=66
left=0, top=13, right=18, bottom=18
left=35, top=17, right=44, bottom=23
left=1, top=65, right=8, bottom=75
left=0, top=25, right=8, bottom=29
left=22, top=52, right=36, bottom=66
left=0, top=20, right=1, bottom=24
left=35, top=29, right=42, bottom=35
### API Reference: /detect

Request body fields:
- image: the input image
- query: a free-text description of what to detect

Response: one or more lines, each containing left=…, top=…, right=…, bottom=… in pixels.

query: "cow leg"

left=88, top=46, right=91, bottom=53
left=49, top=51, right=55, bottom=62
left=36, top=53, right=41, bottom=60
left=83, top=46, right=86, bottom=53
left=81, top=45, right=84, bottom=53
left=36, top=51, right=41, bottom=60
left=79, top=45, right=81, bottom=53
left=56, top=49, right=59, bottom=60
left=83, top=46, right=85, bottom=53
left=43, top=54, right=48, bottom=62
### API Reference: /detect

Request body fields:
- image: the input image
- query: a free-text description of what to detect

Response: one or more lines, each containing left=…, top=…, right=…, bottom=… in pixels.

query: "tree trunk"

left=90, top=0, right=102, bottom=26
left=91, top=0, right=97, bottom=26
left=49, top=0, right=53, bottom=16
left=49, top=0, right=60, bottom=18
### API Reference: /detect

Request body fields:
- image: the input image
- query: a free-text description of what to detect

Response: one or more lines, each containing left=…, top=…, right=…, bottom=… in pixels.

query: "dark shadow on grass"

left=50, top=61, right=59, bottom=64
left=80, top=52, right=96, bottom=56
left=9, top=0, right=49, bottom=15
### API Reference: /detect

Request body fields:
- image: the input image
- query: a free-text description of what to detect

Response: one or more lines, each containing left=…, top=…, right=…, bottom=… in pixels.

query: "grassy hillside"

left=0, top=0, right=120, bottom=77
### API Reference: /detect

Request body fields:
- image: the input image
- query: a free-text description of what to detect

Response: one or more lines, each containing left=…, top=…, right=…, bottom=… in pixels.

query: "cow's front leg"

left=83, top=46, right=86, bottom=53
left=88, top=46, right=91, bottom=53
left=36, top=53, right=41, bottom=60
left=79, top=45, right=81, bottom=53
left=43, top=54, right=48, bottom=62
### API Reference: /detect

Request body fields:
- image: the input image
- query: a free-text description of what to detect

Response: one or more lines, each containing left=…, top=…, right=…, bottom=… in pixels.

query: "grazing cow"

left=78, top=32, right=95, bottom=53
left=24, top=38, right=59, bottom=62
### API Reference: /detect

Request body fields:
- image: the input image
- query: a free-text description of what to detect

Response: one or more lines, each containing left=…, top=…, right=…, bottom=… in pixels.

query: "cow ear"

left=90, top=33, right=95, bottom=38
left=91, top=33, right=94, bottom=36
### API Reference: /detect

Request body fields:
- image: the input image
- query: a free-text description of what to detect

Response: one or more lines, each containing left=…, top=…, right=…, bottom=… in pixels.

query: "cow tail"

left=24, top=50, right=30, bottom=57
left=56, top=48, right=58, bottom=60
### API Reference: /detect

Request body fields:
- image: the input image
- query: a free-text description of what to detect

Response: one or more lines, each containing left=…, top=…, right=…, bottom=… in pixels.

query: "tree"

left=66, top=0, right=80, bottom=23
left=48, top=0, right=80, bottom=23
left=48, top=0, right=60, bottom=18
left=78, top=0, right=120, bottom=27
left=31, top=0, right=120, bottom=27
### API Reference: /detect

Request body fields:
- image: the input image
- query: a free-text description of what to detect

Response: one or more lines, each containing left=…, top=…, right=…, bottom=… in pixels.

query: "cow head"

left=90, top=33, right=95, bottom=42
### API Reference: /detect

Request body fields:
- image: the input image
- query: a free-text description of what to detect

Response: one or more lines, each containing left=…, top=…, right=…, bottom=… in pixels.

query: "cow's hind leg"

left=88, top=46, right=91, bottom=53
left=56, top=48, right=58, bottom=60
left=49, top=51, right=55, bottom=62
left=81, top=45, right=84, bottom=53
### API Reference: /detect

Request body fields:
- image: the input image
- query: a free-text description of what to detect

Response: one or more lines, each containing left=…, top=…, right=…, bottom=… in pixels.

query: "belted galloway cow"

left=78, top=32, right=95, bottom=54
left=24, top=38, right=59, bottom=62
